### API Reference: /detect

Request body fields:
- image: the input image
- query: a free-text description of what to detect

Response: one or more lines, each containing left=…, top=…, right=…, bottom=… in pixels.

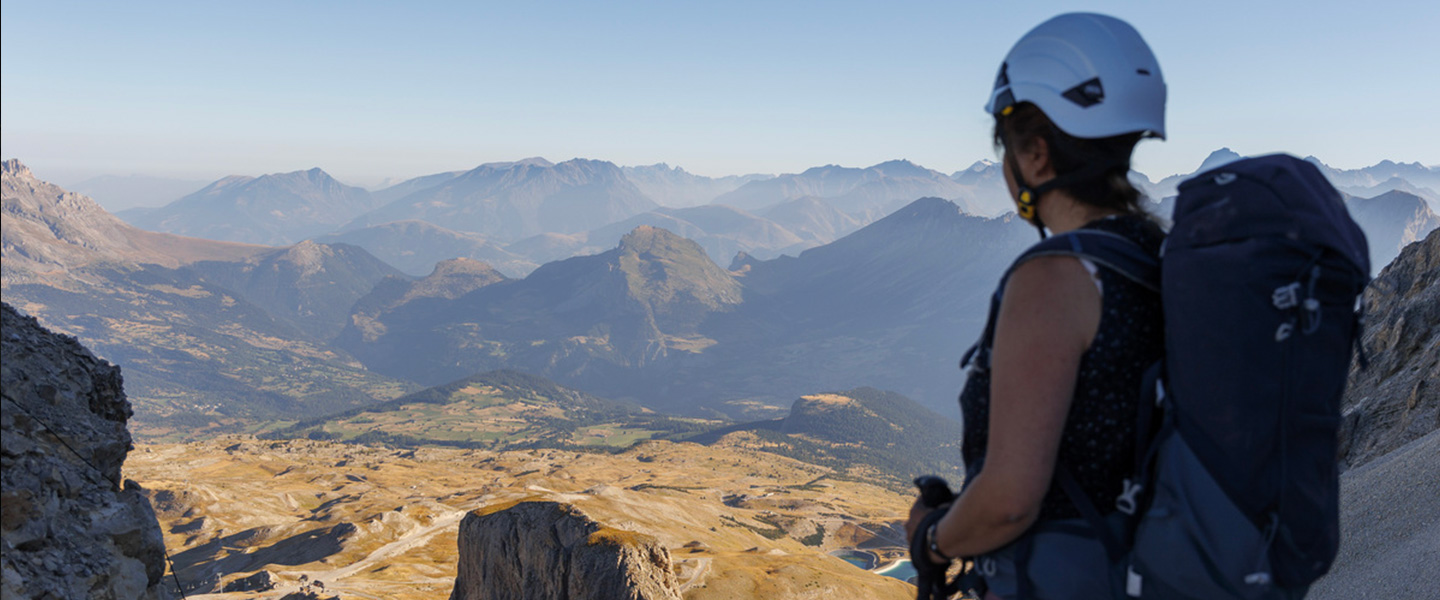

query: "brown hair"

left=993, top=102, right=1148, bottom=216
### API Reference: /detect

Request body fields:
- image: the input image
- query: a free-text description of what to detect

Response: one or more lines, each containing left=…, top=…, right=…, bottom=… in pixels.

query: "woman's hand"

left=905, top=495, right=932, bottom=544
left=906, top=496, right=953, bottom=564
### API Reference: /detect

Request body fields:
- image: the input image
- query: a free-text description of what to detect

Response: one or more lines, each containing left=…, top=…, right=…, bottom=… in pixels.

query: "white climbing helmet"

left=985, top=13, right=1167, bottom=140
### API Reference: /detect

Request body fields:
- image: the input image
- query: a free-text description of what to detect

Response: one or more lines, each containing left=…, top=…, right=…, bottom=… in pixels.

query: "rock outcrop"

left=1, top=302, right=171, bottom=599
left=449, top=500, right=681, bottom=600
left=1339, top=228, right=1440, bottom=469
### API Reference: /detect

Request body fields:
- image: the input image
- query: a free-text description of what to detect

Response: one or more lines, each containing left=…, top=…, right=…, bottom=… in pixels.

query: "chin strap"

left=1006, top=152, right=1047, bottom=239
left=1000, top=121, right=1130, bottom=240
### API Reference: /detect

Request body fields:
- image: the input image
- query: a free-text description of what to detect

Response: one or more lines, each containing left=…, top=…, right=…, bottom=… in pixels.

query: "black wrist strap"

left=926, top=520, right=954, bottom=562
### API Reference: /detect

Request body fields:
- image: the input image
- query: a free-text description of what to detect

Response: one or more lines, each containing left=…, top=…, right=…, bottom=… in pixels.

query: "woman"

left=906, top=13, right=1168, bottom=599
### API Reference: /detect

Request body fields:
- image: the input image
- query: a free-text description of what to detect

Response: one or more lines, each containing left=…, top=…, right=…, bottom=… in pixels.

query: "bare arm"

left=925, top=255, right=1101, bottom=558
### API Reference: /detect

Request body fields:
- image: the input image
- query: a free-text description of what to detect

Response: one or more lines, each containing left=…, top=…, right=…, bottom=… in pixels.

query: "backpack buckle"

left=1272, top=282, right=1302, bottom=310
left=1116, top=478, right=1143, bottom=515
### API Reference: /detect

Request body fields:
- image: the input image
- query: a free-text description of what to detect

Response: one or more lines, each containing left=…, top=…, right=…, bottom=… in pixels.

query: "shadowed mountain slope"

left=1344, top=190, right=1440, bottom=272
left=698, top=198, right=1035, bottom=412
left=336, top=226, right=742, bottom=391
left=339, top=198, right=1035, bottom=417
left=341, top=258, right=510, bottom=348
left=183, top=240, right=407, bottom=339
left=313, top=220, right=535, bottom=278
left=125, top=168, right=380, bottom=245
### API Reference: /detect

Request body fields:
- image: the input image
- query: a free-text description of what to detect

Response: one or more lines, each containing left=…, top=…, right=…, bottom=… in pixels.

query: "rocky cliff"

left=1339, top=227, right=1440, bottom=469
left=449, top=500, right=681, bottom=600
left=1, top=302, right=171, bottom=599
left=1, top=158, right=265, bottom=283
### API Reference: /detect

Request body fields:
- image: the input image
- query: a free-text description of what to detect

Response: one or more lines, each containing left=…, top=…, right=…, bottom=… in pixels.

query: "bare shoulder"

left=998, top=255, right=1102, bottom=348
left=1006, top=255, right=1098, bottom=299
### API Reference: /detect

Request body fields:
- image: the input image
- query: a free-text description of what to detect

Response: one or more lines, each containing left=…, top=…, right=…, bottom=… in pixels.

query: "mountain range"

left=343, top=158, right=658, bottom=242
left=5, top=155, right=1436, bottom=428
left=2, top=160, right=419, bottom=437
left=92, top=152, right=1440, bottom=283
left=336, top=197, right=1034, bottom=417
left=712, top=160, right=980, bottom=218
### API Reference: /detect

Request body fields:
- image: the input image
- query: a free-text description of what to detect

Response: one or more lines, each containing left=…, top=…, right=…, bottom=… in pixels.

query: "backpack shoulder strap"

left=960, top=229, right=1160, bottom=371
left=1012, top=229, right=1160, bottom=293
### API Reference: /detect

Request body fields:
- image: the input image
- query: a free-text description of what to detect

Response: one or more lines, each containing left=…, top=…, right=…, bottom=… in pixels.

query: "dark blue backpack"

left=966, top=154, right=1370, bottom=599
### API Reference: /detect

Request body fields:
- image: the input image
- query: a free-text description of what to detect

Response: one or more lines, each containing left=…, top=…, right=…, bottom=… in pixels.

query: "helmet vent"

left=1136, top=69, right=1152, bottom=76
left=1062, top=77, right=1105, bottom=108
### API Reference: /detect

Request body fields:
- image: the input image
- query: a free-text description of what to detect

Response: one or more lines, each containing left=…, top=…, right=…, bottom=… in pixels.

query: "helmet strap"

left=1005, top=152, right=1047, bottom=240
left=1001, top=122, right=1129, bottom=240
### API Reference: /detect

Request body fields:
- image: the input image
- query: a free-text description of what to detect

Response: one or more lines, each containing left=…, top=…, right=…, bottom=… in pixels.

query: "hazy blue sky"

left=3, top=0, right=1436, bottom=187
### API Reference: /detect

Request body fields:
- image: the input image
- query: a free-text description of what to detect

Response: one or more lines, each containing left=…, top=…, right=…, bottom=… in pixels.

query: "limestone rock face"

left=1339, top=228, right=1440, bottom=469
left=449, top=500, right=681, bottom=600
left=0, top=302, right=171, bottom=600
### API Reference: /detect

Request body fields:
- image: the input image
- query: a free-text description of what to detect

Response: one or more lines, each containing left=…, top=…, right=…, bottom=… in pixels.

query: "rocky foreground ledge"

left=450, top=500, right=682, bottom=600
left=1, top=302, right=171, bottom=599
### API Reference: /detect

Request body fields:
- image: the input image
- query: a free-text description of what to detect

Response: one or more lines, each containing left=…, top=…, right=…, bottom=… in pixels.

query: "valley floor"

left=126, top=436, right=918, bottom=600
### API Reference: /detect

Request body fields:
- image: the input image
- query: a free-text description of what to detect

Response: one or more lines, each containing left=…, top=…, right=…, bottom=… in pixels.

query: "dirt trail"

left=677, top=556, right=713, bottom=591
left=307, top=505, right=471, bottom=584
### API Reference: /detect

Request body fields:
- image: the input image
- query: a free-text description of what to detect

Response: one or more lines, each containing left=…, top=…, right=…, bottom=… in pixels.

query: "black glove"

left=911, top=508, right=958, bottom=600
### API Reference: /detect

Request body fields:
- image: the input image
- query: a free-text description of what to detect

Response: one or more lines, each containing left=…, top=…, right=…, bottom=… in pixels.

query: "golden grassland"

left=127, top=436, right=917, bottom=600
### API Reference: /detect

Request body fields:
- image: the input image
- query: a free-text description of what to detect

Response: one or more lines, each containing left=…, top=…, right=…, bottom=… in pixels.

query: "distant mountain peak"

left=1198, top=148, right=1244, bottom=173
left=631, top=162, right=681, bottom=173
left=429, top=257, right=504, bottom=278
left=473, top=157, right=556, bottom=171
left=3, top=158, right=33, bottom=178
left=618, top=224, right=688, bottom=253
left=871, top=159, right=933, bottom=178
left=270, top=167, right=338, bottom=182
left=893, top=196, right=962, bottom=218
left=799, top=164, right=850, bottom=176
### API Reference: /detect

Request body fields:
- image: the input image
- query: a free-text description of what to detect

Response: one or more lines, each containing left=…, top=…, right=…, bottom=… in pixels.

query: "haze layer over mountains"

left=5, top=153, right=1437, bottom=427
left=94, top=151, right=1440, bottom=280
